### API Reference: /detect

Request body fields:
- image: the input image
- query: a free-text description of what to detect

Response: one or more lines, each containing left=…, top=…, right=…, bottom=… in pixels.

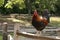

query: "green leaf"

left=0, top=0, right=4, bottom=7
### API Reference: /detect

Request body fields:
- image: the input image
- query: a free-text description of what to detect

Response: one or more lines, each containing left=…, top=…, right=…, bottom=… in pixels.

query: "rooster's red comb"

left=34, top=10, right=38, bottom=16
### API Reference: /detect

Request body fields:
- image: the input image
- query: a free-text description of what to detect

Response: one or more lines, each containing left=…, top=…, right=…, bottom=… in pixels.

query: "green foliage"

left=0, top=0, right=4, bottom=7
left=5, top=0, right=25, bottom=9
left=54, top=0, right=60, bottom=15
left=0, top=0, right=60, bottom=15
left=5, top=1, right=13, bottom=8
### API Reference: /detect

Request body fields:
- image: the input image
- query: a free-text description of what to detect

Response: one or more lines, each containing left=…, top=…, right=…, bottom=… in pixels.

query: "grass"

left=50, top=17, right=60, bottom=27
left=16, top=16, right=60, bottom=27
left=0, top=16, right=60, bottom=27
left=0, top=32, right=13, bottom=40
left=0, top=36, right=2, bottom=40
left=0, top=33, right=2, bottom=40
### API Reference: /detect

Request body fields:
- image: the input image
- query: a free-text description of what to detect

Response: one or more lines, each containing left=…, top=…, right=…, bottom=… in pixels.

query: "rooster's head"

left=33, top=10, right=38, bottom=16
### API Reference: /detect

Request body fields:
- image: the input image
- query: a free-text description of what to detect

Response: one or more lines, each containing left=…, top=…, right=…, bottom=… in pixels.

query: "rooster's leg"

left=39, top=31, right=42, bottom=36
left=36, top=31, right=42, bottom=36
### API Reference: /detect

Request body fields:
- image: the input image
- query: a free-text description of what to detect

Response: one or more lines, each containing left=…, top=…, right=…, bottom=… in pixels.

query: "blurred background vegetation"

left=0, top=0, right=60, bottom=16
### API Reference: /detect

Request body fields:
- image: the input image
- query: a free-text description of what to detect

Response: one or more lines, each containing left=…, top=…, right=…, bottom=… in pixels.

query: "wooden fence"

left=2, top=22, right=60, bottom=40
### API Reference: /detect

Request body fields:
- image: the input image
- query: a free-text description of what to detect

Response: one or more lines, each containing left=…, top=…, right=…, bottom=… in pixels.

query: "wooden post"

left=2, top=22, right=8, bottom=40
left=14, top=22, right=20, bottom=40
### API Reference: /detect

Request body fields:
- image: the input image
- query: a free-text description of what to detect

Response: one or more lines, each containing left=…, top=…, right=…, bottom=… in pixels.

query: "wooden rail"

left=16, top=31, right=60, bottom=40
left=14, top=22, right=60, bottom=40
left=2, top=22, right=60, bottom=40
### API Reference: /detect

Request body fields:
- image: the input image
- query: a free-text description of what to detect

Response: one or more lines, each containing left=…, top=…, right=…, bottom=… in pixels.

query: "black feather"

left=32, top=20, right=45, bottom=31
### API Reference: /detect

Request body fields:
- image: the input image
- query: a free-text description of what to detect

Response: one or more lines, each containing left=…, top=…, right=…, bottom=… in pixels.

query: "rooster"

left=32, top=10, right=49, bottom=36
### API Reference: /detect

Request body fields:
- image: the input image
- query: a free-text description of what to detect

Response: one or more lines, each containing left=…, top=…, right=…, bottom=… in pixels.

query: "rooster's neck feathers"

left=32, top=10, right=41, bottom=21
